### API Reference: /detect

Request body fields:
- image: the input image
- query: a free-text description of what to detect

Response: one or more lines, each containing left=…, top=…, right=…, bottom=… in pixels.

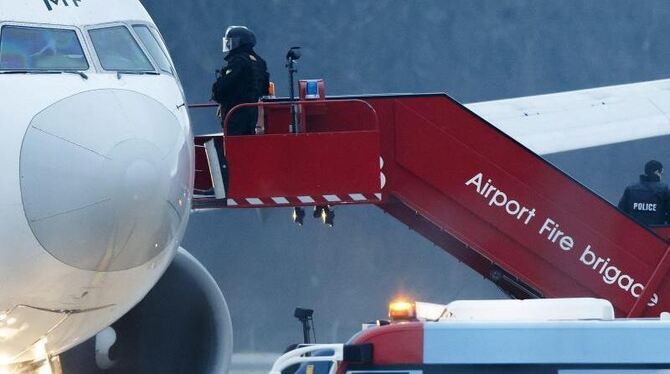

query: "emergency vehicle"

left=268, top=298, right=670, bottom=374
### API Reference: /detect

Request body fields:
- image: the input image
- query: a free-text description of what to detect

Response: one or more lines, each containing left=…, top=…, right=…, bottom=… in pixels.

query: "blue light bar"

left=305, top=80, right=319, bottom=99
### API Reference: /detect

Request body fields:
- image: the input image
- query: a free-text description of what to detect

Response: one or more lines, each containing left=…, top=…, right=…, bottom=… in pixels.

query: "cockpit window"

left=133, top=25, right=173, bottom=75
left=0, top=26, right=88, bottom=71
left=89, top=26, right=153, bottom=72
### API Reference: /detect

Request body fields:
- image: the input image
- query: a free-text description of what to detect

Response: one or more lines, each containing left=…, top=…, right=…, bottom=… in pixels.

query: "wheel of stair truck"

left=59, top=248, right=233, bottom=374
left=293, top=207, right=306, bottom=225
left=321, top=206, right=335, bottom=227
left=313, top=206, right=335, bottom=227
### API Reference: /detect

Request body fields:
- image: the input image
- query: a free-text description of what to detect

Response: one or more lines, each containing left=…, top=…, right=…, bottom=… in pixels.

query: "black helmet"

left=223, top=26, right=256, bottom=52
left=645, top=160, right=663, bottom=176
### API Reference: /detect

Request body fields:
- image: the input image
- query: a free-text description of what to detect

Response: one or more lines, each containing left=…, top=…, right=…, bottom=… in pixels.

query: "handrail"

left=268, top=344, right=343, bottom=374
left=188, top=99, right=380, bottom=136
left=188, top=102, right=218, bottom=109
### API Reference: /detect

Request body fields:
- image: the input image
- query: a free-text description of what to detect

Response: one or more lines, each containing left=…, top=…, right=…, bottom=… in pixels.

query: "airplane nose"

left=19, top=90, right=192, bottom=271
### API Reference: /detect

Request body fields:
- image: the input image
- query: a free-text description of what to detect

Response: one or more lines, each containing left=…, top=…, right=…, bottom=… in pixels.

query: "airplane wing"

left=465, top=79, right=670, bottom=155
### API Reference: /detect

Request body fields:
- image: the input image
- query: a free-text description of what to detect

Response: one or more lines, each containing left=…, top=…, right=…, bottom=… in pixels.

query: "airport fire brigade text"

left=465, top=172, right=660, bottom=307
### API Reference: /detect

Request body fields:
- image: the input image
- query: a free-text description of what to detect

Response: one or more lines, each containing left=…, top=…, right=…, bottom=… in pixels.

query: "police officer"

left=212, top=26, right=269, bottom=135
left=618, top=160, right=670, bottom=225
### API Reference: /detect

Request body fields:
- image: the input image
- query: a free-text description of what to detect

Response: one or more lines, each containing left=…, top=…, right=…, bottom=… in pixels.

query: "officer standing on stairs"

left=205, top=26, right=269, bottom=198
left=212, top=25, right=270, bottom=136
left=618, top=160, right=670, bottom=226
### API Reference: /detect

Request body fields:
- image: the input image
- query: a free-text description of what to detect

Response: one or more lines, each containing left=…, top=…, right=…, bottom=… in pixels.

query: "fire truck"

left=268, top=298, right=670, bottom=374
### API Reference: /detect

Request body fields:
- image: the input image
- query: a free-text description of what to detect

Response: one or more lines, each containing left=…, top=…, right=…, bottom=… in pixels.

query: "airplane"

left=2, top=1, right=670, bottom=373
left=0, top=0, right=231, bottom=373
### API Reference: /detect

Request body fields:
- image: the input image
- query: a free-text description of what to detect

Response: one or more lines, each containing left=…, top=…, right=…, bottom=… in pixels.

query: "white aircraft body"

left=0, top=0, right=200, bottom=370
left=468, top=78, right=670, bottom=155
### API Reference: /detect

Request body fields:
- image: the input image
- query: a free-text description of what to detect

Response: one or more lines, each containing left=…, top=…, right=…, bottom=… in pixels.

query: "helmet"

left=645, top=160, right=663, bottom=176
left=222, top=26, right=256, bottom=52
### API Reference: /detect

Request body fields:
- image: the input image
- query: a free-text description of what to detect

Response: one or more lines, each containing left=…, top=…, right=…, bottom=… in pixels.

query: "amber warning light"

left=389, top=300, right=417, bottom=321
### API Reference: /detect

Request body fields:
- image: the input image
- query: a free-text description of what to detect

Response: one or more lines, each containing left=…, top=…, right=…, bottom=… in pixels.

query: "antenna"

left=285, top=46, right=302, bottom=133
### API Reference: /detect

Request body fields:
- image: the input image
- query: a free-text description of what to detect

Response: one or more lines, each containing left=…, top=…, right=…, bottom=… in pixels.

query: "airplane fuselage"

left=0, top=0, right=193, bottom=365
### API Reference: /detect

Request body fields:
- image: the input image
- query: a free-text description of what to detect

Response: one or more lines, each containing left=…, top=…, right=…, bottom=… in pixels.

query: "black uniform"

left=617, top=174, right=670, bottom=225
left=212, top=46, right=269, bottom=136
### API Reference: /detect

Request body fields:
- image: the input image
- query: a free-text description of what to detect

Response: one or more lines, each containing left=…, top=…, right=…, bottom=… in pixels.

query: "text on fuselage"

left=43, top=0, right=82, bottom=11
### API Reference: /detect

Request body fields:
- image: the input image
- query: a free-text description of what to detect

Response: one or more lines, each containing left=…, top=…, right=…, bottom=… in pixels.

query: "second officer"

left=618, top=160, right=670, bottom=226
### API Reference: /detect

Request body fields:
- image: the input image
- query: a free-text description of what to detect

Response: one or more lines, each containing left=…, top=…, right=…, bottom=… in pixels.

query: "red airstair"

left=191, top=91, right=670, bottom=318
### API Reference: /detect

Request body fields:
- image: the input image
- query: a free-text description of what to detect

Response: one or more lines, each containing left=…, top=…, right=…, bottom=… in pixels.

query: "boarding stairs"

left=190, top=92, right=670, bottom=318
